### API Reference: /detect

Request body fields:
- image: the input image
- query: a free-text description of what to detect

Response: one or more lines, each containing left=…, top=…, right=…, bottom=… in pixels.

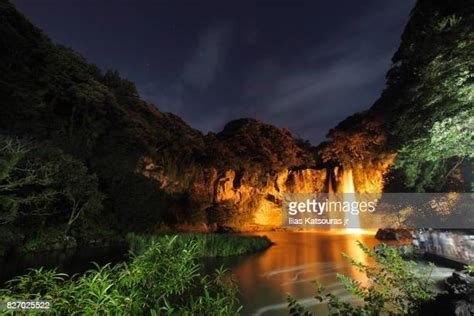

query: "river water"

left=211, top=231, right=453, bottom=316
left=210, top=230, right=380, bottom=315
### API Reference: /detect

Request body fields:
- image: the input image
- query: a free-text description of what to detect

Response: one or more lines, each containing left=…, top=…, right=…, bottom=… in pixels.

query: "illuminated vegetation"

left=390, top=4, right=474, bottom=192
left=466, top=265, right=474, bottom=277
left=0, top=236, right=241, bottom=315
left=0, top=234, right=273, bottom=314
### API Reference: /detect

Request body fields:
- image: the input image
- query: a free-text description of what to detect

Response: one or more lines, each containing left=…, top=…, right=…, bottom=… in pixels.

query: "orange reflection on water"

left=233, top=230, right=379, bottom=315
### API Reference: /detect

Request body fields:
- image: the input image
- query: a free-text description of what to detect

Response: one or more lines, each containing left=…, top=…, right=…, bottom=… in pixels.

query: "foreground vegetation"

left=466, top=265, right=474, bottom=276
left=126, top=232, right=273, bottom=257
left=288, top=241, right=437, bottom=316
left=0, top=235, right=242, bottom=315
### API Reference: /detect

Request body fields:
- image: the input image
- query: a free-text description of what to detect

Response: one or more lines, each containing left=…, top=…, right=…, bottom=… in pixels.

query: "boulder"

left=375, top=228, right=413, bottom=241
left=446, top=270, right=474, bottom=301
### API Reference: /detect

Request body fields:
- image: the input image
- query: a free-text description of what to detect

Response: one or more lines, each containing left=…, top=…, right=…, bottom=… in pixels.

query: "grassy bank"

left=0, top=236, right=242, bottom=315
left=126, top=232, right=273, bottom=257
left=0, top=233, right=272, bottom=315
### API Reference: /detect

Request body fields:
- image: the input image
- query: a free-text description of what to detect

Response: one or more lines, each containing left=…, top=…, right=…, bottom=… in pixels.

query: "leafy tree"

left=48, top=153, right=104, bottom=235
left=102, top=69, right=139, bottom=105
left=288, top=241, right=437, bottom=316
left=0, top=135, right=103, bottom=249
left=322, top=112, right=387, bottom=164
left=0, top=136, right=55, bottom=224
left=387, top=4, right=474, bottom=191
left=394, top=110, right=474, bottom=191
left=466, top=265, right=474, bottom=276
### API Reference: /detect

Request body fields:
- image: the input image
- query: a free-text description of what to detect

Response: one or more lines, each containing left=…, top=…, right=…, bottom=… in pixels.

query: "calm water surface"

left=215, top=231, right=452, bottom=316
left=219, top=231, right=379, bottom=315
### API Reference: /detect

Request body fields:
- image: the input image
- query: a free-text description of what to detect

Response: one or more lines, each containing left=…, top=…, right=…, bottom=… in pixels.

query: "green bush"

left=287, top=241, right=437, bottom=316
left=466, top=265, right=474, bottom=276
left=0, top=136, right=105, bottom=253
left=0, top=236, right=241, bottom=315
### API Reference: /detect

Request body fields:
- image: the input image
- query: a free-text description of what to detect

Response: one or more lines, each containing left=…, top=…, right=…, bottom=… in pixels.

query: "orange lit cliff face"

left=138, top=155, right=394, bottom=231
left=212, top=161, right=394, bottom=229
left=214, top=168, right=327, bottom=227
left=231, top=118, right=394, bottom=229
left=136, top=117, right=395, bottom=231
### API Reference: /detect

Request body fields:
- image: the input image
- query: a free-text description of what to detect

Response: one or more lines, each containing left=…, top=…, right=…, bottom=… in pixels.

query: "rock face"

left=136, top=118, right=328, bottom=229
left=446, top=271, right=474, bottom=315
left=211, top=168, right=327, bottom=227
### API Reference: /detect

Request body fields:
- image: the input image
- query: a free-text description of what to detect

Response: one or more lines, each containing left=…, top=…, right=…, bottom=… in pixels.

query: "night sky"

left=15, top=0, right=414, bottom=144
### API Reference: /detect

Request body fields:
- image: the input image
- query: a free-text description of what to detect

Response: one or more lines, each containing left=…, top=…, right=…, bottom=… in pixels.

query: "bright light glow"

left=342, top=168, right=361, bottom=230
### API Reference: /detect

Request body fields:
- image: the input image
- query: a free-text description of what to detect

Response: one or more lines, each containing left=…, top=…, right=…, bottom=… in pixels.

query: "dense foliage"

left=287, top=241, right=437, bottom=316
left=126, top=232, right=273, bottom=257
left=209, top=118, right=315, bottom=174
left=0, top=0, right=213, bottom=246
left=0, top=236, right=241, bottom=315
left=388, top=0, right=474, bottom=191
left=0, top=136, right=105, bottom=255
left=394, top=110, right=473, bottom=191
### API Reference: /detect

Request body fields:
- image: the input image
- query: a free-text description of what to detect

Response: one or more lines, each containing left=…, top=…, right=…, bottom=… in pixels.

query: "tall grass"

left=126, top=232, right=273, bottom=257
left=0, top=236, right=241, bottom=315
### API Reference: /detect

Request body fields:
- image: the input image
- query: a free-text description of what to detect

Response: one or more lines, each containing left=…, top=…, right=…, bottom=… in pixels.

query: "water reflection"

left=230, top=231, right=379, bottom=315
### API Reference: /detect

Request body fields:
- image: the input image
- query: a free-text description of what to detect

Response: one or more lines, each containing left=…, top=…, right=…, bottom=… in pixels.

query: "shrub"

left=0, top=136, right=104, bottom=253
left=466, top=265, right=474, bottom=277
left=0, top=236, right=241, bottom=315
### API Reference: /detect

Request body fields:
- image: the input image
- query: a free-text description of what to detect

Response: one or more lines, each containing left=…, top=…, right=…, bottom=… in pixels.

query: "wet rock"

left=446, top=271, right=474, bottom=300
left=454, top=300, right=474, bottom=316
left=445, top=270, right=474, bottom=315
left=375, top=228, right=413, bottom=240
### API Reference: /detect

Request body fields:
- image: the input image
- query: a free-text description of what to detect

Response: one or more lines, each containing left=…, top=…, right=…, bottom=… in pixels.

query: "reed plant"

left=126, top=232, right=273, bottom=257
left=0, top=236, right=241, bottom=315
